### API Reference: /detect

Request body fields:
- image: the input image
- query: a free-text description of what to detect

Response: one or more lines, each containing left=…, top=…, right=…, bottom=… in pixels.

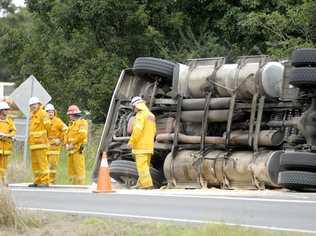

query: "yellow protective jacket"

left=128, top=102, right=156, bottom=154
left=28, top=106, right=51, bottom=150
left=0, top=116, right=16, bottom=156
left=65, top=118, right=88, bottom=154
left=47, top=116, right=68, bottom=155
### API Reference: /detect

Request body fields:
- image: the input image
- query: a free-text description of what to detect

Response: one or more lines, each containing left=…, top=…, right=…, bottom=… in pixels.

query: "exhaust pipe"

left=156, top=130, right=283, bottom=146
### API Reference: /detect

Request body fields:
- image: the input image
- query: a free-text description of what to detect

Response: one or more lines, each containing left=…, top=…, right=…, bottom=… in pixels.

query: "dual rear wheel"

left=278, top=152, right=316, bottom=190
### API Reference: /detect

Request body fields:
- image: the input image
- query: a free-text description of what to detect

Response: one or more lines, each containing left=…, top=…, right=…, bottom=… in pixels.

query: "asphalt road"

left=9, top=186, right=316, bottom=234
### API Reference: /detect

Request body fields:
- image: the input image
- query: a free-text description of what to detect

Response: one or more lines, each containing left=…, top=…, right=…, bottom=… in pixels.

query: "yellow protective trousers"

left=48, top=154, right=60, bottom=184
left=31, top=149, right=49, bottom=185
left=0, top=155, right=8, bottom=184
left=67, top=151, right=85, bottom=185
left=135, top=153, right=153, bottom=188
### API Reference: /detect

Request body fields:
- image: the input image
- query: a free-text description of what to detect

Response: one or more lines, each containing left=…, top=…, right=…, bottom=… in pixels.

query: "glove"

left=66, top=144, right=74, bottom=150
left=54, top=139, right=61, bottom=145
left=0, top=133, right=10, bottom=140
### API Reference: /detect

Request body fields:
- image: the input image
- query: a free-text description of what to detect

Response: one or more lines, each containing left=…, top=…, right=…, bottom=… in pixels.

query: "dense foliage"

left=0, top=0, right=315, bottom=122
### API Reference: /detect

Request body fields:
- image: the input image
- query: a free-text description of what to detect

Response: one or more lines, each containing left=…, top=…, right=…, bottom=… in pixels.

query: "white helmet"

left=29, top=97, right=41, bottom=106
left=0, top=101, right=10, bottom=110
left=131, top=96, right=144, bottom=106
left=45, top=103, right=55, bottom=111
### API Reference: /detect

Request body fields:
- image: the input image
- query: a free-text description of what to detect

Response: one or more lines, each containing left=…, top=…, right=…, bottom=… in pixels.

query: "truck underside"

left=93, top=48, right=316, bottom=191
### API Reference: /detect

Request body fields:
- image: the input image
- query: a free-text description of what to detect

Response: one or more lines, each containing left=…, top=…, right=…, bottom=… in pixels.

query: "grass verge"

left=0, top=210, right=311, bottom=236
left=0, top=187, right=311, bottom=236
left=0, top=187, right=43, bottom=235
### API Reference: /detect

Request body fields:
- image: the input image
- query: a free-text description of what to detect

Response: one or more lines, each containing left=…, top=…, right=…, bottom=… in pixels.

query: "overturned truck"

left=93, top=48, right=316, bottom=191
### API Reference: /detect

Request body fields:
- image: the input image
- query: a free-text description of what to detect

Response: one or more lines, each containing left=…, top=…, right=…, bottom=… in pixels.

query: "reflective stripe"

left=69, top=149, right=78, bottom=154
left=78, top=129, right=87, bottom=134
left=37, top=170, right=49, bottom=174
left=0, top=150, right=11, bottom=155
left=30, top=130, right=47, bottom=137
left=132, top=149, right=154, bottom=154
left=30, top=144, right=48, bottom=149
left=48, top=150, right=60, bottom=155
left=49, top=136, right=58, bottom=139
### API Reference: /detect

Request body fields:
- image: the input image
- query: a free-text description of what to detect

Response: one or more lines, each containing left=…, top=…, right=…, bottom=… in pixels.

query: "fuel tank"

left=176, top=59, right=283, bottom=99
left=163, top=150, right=282, bottom=189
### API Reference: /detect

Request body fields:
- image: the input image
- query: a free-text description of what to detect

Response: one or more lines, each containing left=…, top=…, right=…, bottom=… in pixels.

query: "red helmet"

left=67, top=105, right=81, bottom=115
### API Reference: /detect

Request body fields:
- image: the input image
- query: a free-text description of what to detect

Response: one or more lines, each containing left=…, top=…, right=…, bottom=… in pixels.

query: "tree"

left=0, top=0, right=16, bottom=15
left=0, top=0, right=315, bottom=122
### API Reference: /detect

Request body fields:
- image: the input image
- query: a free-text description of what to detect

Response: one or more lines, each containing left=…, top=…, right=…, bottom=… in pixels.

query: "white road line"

left=19, top=207, right=316, bottom=234
left=11, top=188, right=316, bottom=204
left=10, top=188, right=91, bottom=193
left=113, top=191, right=316, bottom=204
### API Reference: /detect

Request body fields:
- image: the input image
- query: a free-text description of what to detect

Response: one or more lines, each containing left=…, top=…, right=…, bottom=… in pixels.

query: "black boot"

left=28, top=183, right=38, bottom=187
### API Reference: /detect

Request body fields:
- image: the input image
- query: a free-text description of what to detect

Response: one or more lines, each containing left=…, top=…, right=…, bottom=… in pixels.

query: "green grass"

left=0, top=211, right=310, bottom=236
left=1, top=185, right=310, bottom=236
left=56, top=123, right=102, bottom=184
left=56, top=142, right=98, bottom=185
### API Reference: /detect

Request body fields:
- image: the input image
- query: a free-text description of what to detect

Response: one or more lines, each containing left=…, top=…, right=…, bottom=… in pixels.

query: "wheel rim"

left=118, top=175, right=137, bottom=188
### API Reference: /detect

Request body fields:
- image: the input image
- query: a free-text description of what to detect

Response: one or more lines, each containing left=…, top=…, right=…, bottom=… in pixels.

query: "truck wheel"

left=278, top=171, right=316, bottom=190
left=280, top=152, right=316, bottom=171
left=110, top=160, right=164, bottom=188
left=291, top=48, right=316, bottom=67
left=289, top=67, right=316, bottom=87
left=133, top=57, right=175, bottom=80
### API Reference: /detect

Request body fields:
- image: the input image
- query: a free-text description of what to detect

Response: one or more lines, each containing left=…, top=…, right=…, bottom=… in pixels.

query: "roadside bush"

left=0, top=187, right=17, bottom=228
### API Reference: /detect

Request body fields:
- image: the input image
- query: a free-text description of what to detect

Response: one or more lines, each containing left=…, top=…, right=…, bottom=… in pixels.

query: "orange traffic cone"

left=93, top=152, right=115, bottom=193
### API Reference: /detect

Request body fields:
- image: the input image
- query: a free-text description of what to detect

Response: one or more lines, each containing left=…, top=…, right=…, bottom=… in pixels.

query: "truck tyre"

left=110, top=160, right=164, bottom=188
left=289, top=67, right=316, bottom=87
left=278, top=171, right=316, bottom=190
left=280, top=152, right=316, bottom=171
left=291, top=48, right=316, bottom=67
left=133, top=57, right=176, bottom=80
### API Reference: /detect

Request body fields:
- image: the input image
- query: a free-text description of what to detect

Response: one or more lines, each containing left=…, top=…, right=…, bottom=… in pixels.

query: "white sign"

left=10, top=75, right=51, bottom=116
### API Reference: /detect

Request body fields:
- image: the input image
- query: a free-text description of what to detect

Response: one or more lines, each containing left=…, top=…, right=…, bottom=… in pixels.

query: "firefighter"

left=28, top=97, right=51, bottom=187
left=45, top=103, right=67, bottom=184
left=128, top=96, right=156, bottom=189
left=0, top=101, right=16, bottom=185
left=64, top=105, right=88, bottom=185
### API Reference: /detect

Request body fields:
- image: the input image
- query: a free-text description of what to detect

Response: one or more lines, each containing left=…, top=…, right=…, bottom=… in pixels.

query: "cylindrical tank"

left=187, top=62, right=216, bottom=97
left=156, top=130, right=284, bottom=147
left=163, top=150, right=221, bottom=187
left=184, top=61, right=283, bottom=99
left=163, top=150, right=282, bottom=189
